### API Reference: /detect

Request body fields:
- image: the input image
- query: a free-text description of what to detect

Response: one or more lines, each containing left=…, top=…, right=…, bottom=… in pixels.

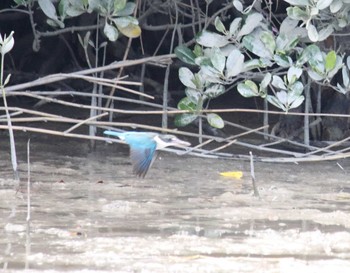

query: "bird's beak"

left=172, top=138, right=191, bottom=147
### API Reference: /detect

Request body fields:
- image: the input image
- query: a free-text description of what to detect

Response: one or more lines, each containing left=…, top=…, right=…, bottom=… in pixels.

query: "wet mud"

left=1, top=137, right=350, bottom=272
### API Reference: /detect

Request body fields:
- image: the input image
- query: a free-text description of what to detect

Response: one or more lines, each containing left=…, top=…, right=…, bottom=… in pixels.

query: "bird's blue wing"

left=104, top=130, right=124, bottom=138
left=129, top=144, right=157, bottom=178
left=104, top=131, right=158, bottom=177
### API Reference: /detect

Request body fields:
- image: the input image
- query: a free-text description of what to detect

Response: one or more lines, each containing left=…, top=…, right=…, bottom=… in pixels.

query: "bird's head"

left=154, top=134, right=191, bottom=150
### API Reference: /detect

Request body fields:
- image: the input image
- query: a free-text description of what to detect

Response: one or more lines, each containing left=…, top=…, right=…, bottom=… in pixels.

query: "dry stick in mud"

left=250, top=152, right=260, bottom=198
left=25, top=139, right=31, bottom=269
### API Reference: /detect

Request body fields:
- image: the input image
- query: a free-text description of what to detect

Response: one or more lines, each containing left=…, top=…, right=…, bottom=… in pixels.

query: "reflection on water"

left=1, top=138, right=350, bottom=272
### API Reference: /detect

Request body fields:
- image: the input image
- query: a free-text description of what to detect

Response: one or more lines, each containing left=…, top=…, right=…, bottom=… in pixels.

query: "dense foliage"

left=175, top=0, right=350, bottom=129
left=3, top=0, right=350, bottom=133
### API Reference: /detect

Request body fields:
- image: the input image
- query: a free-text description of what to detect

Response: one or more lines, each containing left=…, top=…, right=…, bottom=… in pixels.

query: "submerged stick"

left=1, top=87, right=19, bottom=181
left=0, top=39, right=19, bottom=182
left=26, top=139, right=31, bottom=222
left=304, top=77, right=311, bottom=146
left=25, top=139, right=31, bottom=269
left=250, top=151, right=260, bottom=198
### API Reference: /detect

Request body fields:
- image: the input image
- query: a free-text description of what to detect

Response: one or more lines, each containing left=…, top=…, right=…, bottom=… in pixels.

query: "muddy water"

left=1, top=137, right=350, bottom=272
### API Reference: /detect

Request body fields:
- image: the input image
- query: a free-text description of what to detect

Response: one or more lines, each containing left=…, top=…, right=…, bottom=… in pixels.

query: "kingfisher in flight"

left=104, top=130, right=191, bottom=178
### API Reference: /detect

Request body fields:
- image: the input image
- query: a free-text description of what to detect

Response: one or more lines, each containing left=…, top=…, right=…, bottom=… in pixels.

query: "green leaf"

left=195, top=56, right=211, bottom=66
left=175, top=45, right=196, bottom=65
left=114, top=0, right=126, bottom=12
left=61, top=0, right=86, bottom=17
left=66, top=5, right=85, bottom=17
left=233, top=0, right=243, bottom=12
left=317, top=0, right=332, bottom=10
left=91, top=0, right=111, bottom=15
left=260, top=31, right=276, bottom=56
left=337, top=83, right=348, bottom=94
left=193, top=44, right=203, bottom=57
left=192, top=73, right=204, bottom=90
left=112, top=16, right=138, bottom=28
left=38, top=0, right=58, bottom=20
left=46, top=18, right=64, bottom=28
left=175, top=114, right=198, bottom=127
left=118, top=23, right=141, bottom=38
left=289, top=95, right=304, bottom=109
left=338, top=18, right=347, bottom=28
left=207, top=113, right=224, bottom=129
left=308, top=50, right=324, bottom=75
left=196, top=31, right=229, bottom=48
left=87, top=0, right=100, bottom=13
left=84, top=31, right=91, bottom=47
left=214, top=17, right=226, bottom=34
left=276, top=34, right=299, bottom=54
left=280, top=17, right=299, bottom=35
left=242, top=30, right=273, bottom=59
left=287, top=66, right=302, bottom=84
left=13, top=0, right=27, bottom=5
left=229, top=17, right=242, bottom=36
left=327, top=54, right=343, bottom=79
left=177, top=97, right=197, bottom=111
left=179, top=67, right=196, bottom=89
left=226, top=49, right=244, bottom=78
left=289, top=81, right=304, bottom=97
left=296, top=44, right=320, bottom=66
left=199, top=65, right=223, bottom=84
left=260, top=73, right=271, bottom=89
left=259, top=58, right=274, bottom=67
left=286, top=6, right=309, bottom=21
left=185, top=88, right=201, bottom=104
left=307, top=24, right=319, bottom=42
left=237, top=80, right=259, bottom=97
left=104, top=22, right=119, bottom=41
left=307, top=69, right=324, bottom=81
left=237, top=12, right=264, bottom=38
left=210, top=47, right=225, bottom=73
left=113, top=2, right=135, bottom=16
left=325, top=51, right=336, bottom=71
left=330, top=0, right=343, bottom=13
left=274, top=53, right=291, bottom=68
left=318, top=25, right=334, bottom=41
left=267, top=95, right=286, bottom=111
left=4, top=74, right=11, bottom=86
left=272, top=75, right=287, bottom=90
left=267, top=82, right=305, bottom=112
left=204, top=84, right=225, bottom=99
left=58, top=0, right=68, bottom=18
left=242, top=59, right=262, bottom=71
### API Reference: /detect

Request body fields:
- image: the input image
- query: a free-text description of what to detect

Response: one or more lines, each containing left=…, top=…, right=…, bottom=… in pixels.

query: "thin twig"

left=25, top=139, right=31, bottom=269
left=64, top=112, right=108, bottom=134
left=26, top=138, right=31, bottom=222
left=1, top=48, right=19, bottom=182
left=6, top=54, right=175, bottom=92
left=250, top=151, right=260, bottom=198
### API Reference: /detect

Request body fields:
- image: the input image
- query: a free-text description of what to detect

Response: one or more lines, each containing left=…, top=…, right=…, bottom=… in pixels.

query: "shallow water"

left=1, top=137, right=350, bottom=272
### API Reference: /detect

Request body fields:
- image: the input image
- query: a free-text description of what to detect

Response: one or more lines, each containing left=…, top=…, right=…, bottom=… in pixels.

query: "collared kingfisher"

left=104, top=130, right=191, bottom=178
